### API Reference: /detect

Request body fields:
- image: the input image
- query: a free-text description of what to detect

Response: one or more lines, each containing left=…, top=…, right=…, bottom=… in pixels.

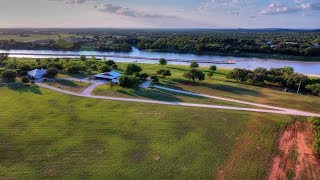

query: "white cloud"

left=260, top=2, right=320, bottom=15
left=94, top=3, right=176, bottom=19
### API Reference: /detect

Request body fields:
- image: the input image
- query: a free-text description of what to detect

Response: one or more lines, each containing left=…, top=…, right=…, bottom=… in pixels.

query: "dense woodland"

left=0, top=29, right=319, bottom=58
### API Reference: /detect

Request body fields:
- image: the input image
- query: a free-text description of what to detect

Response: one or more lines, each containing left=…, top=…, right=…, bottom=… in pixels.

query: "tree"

left=21, top=76, right=30, bottom=84
left=19, top=64, right=32, bottom=72
left=140, top=73, right=149, bottom=80
left=209, top=65, right=217, bottom=72
left=0, top=53, right=9, bottom=66
left=111, top=64, right=118, bottom=69
left=306, top=83, right=320, bottom=96
left=208, top=71, right=214, bottom=79
left=1, top=70, right=17, bottom=82
left=159, top=58, right=167, bottom=67
left=80, top=55, right=87, bottom=61
left=99, top=65, right=111, bottom=73
left=118, top=75, right=140, bottom=88
left=190, top=61, right=199, bottom=68
left=150, top=74, right=159, bottom=83
left=156, top=69, right=171, bottom=78
left=65, top=64, right=86, bottom=74
left=125, top=64, right=142, bottom=76
left=46, top=67, right=59, bottom=78
left=183, top=69, right=205, bottom=83
left=226, top=68, right=251, bottom=82
left=105, top=60, right=116, bottom=67
left=251, top=67, right=267, bottom=86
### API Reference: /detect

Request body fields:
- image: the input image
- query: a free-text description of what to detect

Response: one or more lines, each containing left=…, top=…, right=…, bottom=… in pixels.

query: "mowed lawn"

left=44, top=79, right=92, bottom=93
left=114, top=63, right=320, bottom=113
left=93, top=85, right=257, bottom=108
left=0, top=84, right=292, bottom=178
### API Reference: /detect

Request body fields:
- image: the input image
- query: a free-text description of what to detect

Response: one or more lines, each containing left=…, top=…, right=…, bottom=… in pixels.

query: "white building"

left=93, top=71, right=121, bottom=83
left=27, top=69, right=47, bottom=79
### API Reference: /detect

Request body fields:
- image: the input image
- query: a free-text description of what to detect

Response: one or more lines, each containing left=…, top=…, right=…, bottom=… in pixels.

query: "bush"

left=0, top=69, right=17, bottom=82
left=21, top=76, right=30, bottom=84
left=140, top=73, right=149, bottom=80
left=150, top=74, right=159, bottom=83
left=306, top=83, right=320, bottom=96
left=80, top=55, right=87, bottom=61
left=118, top=75, right=140, bottom=88
left=111, top=64, right=118, bottom=69
left=254, top=81, right=266, bottom=87
left=309, top=117, right=320, bottom=155
left=19, top=71, right=28, bottom=77
left=208, top=71, right=214, bottom=79
left=156, top=69, right=171, bottom=78
left=244, top=78, right=254, bottom=85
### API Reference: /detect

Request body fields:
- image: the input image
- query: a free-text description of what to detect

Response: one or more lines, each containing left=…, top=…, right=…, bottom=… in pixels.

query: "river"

left=1, top=47, right=319, bottom=75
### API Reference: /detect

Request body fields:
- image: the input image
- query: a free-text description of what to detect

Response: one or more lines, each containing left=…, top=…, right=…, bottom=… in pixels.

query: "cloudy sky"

left=0, top=0, right=319, bottom=28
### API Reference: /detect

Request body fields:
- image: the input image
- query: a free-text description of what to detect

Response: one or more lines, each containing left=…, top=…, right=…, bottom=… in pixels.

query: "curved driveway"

left=36, top=82, right=320, bottom=117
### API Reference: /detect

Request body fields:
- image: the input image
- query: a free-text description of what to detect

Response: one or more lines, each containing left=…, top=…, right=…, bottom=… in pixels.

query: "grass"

left=0, top=33, right=77, bottom=41
left=0, top=84, right=293, bottom=178
left=5, top=57, right=320, bottom=112
left=93, top=84, right=260, bottom=108
left=44, top=79, right=92, bottom=93
left=112, top=62, right=320, bottom=113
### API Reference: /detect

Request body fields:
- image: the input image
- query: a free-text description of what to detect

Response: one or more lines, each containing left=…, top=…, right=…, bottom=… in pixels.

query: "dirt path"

left=81, top=83, right=103, bottom=96
left=268, top=121, right=320, bottom=180
left=153, top=85, right=320, bottom=117
left=35, top=82, right=320, bottom=117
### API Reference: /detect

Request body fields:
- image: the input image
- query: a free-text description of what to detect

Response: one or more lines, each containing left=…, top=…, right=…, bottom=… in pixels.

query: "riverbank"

left=2, top=48, right=320, bottom=75
left=145, top=48, right=320, bottom=62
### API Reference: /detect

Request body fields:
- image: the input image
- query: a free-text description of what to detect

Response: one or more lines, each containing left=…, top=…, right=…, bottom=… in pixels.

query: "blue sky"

left=0, top=0, right=319, bottom=28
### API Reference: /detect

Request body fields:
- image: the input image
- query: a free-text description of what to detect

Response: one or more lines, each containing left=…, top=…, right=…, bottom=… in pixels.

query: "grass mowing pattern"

left=93, top=85, right=256, bottom=108
left=0, top=85, right=291, bottom=178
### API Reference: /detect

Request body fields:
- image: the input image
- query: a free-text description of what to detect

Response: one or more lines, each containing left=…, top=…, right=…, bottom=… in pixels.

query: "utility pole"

left=297, top=80, right=302, bottom=94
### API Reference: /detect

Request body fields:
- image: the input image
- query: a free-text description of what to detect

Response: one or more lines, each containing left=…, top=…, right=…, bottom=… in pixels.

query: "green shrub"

left=0, top=69, right=17, bottom=82
left=309, top=117, right=320, bottom=155
left=306, top=83, right=320, bottom=96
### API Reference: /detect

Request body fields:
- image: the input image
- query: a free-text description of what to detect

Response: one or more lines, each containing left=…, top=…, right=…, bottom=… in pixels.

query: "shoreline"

left=1, top=48, right=320, bottom=64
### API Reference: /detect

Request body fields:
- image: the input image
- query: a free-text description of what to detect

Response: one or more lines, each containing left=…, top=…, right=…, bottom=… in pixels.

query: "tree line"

left=1, top=30, right=320, bottom=58
left=226, top=66, right=320, bottom=96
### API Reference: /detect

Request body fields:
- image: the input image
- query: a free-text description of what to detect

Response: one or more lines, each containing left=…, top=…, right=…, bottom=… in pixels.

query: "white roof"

left=94, top=71, right=121, bottom=80
left=28, top=69, right=46, bottom=79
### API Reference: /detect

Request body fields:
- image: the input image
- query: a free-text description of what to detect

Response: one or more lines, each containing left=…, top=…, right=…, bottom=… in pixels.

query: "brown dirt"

left=268, top=121, right=320, bottom=180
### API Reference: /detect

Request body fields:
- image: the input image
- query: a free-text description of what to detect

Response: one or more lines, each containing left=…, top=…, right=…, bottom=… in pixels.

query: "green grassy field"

left=0, top=84, right=293, bottom=178
left=0, top=33, right=76, bottom=41
left=101, top=62, right=320, bottom=113
left=93, top=85, right=260, bottom=108
left=44, top=79, right=92, bottom=93
left=5, top=57, right=320, bottom=113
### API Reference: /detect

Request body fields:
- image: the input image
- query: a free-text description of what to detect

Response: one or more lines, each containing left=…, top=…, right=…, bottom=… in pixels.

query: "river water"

left=1, top=47, right=319, bottom=75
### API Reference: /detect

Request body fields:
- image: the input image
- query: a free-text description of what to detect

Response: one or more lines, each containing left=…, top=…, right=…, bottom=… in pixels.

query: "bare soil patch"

left=268, top=121, right=320, bottom=180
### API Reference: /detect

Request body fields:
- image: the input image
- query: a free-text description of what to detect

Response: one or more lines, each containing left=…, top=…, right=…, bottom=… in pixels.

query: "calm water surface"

left=1, top=47, right=319, bottom=75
